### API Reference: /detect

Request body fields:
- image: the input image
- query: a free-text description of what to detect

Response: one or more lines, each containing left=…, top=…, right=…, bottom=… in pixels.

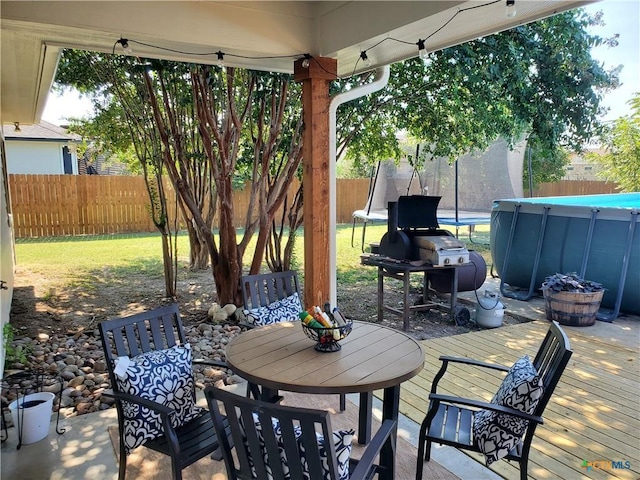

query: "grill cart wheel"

left=454, top=306, right=471, bottom=326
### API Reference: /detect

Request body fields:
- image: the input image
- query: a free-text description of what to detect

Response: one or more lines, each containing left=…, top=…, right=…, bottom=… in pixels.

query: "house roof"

left=3, top=120, right=81, bottom=142
left=1, top=0, right=594, bottom=125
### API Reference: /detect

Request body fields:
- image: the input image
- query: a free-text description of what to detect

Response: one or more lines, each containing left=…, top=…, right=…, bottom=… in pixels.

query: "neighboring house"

left=563, top=148, right=604, bottom=181
left=2, top=121, right=81, bottom=174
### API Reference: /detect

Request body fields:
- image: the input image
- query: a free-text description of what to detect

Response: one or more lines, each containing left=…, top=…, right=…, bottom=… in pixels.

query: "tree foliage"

left=587, top=93, right=640, bottom=192
left=338, top=9, right=619, bottom=186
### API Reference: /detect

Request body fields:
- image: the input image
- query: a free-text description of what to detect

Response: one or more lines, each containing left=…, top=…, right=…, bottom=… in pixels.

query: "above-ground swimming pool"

left=491, top=192, right=640, bottom=317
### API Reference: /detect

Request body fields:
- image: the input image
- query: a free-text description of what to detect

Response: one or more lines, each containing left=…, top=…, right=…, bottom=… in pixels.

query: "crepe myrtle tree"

left=56, top=52, right=304, bottom=305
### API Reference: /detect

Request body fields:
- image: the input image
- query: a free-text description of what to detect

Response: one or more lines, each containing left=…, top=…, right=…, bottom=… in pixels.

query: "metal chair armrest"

left=105, top=389, right=174, bottom=416
left=429, top=393, right=543, bottom=424
left=431, top=355, right=510, bottom=394
left=350, top=419, right=397, bottom=480
left=439, top=355, right=511, bottom=372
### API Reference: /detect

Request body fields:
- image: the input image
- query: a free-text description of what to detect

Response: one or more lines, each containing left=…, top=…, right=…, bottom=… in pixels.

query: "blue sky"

left=43, top=0, right=639, bottom=124
left=583, top=0, right=639, bottom=121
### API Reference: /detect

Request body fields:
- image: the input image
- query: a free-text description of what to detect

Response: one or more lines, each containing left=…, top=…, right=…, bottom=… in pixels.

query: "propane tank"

left=475, top=290, right=505, bottom=328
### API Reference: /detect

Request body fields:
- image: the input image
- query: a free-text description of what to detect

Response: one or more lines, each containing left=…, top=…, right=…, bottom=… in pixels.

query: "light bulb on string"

left=505, top=0, right=516, bottom=18
left=301, top=54, right=311, bottom=68
left=360, top=51, right=371, bottom=68
left=118, top=38, right=134, bottom=55
left=216, top=51, right=225, bottom=68
left=417, top=39, right=428, bottom=60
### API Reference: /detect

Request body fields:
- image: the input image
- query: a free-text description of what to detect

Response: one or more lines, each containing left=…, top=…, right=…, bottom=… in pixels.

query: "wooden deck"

left=397, top=320, right=640, bottom=480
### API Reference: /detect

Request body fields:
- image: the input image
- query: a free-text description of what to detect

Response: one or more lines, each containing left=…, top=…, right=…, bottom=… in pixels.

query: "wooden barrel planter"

left=542, top=288, right=604, bottom=326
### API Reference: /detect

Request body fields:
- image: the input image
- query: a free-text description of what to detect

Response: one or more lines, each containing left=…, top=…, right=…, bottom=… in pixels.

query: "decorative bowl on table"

left=301, top=320, right=353, bottom=352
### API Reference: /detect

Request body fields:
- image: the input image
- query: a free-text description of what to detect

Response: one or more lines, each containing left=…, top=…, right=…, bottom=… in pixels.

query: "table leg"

left=379, top=385, right=400, bottom=480
left=358, top=392, right=372, bottom=445
left=377, top=266, right=384, bottom=322
left=259, top=386, right=280, bottom=403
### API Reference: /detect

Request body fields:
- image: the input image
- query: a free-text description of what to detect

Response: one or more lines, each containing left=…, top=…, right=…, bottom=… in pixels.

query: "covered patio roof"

left=2, top=0, right=592, bottom=125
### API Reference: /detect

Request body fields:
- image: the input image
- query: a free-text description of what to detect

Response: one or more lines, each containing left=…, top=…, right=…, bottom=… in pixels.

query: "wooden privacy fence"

left=8, top=175, right=619, bottom=238
left=532, top=180, right=619, bottom=197
left=8, top=174, right=371, bottom=238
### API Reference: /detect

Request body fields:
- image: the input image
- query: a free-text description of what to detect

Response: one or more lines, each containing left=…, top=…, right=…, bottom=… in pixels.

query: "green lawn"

left=14, top=224, right=492, bottom=289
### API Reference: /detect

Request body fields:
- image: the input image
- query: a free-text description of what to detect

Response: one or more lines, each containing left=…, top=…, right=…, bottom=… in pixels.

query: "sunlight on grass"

left=14, top=224, right=493, bottom=291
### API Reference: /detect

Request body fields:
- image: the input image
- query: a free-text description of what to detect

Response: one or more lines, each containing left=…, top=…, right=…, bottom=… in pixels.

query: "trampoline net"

left=363, top=158, right=423, bottom=213
left=418, top=138, right=526, bottom=213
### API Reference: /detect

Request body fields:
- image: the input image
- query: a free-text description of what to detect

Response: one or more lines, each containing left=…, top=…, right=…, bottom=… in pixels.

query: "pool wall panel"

left=491, top=193, right=640, bottom=315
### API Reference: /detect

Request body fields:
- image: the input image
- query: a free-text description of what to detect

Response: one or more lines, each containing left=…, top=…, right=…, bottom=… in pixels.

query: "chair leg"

left=351, top=217, right=357, bottom=247
left=416, top=415, right=432, bottom=480
left=118, top=442, right=127, bottom=480
left=519, top=444, right=531, bottom=480
left=339, top=393, right=346, bottom=412
left=171, top=456, right=182, bottom=480
left=361, top=221, right=368, bottom=253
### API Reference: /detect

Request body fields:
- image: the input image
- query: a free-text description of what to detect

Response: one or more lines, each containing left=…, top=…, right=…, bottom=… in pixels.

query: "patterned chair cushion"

left=473, top=355, right=544, bottom=465
left=240, top=413, right=353, bottom=480
left=244, top=292, right=302, bottom=326
left=114, top=344, right=203, bottom=454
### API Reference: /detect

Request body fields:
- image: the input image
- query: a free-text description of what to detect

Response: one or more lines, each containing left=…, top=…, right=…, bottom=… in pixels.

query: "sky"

left=42, top=0, right=639, bottom=125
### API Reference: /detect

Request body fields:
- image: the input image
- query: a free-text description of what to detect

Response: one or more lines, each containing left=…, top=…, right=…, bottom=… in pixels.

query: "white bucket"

left=8, top=392, right=55, bottom=444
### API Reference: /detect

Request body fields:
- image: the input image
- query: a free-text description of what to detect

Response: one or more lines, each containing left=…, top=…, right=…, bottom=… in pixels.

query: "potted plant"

left=541, top=272, right=605, bottom=326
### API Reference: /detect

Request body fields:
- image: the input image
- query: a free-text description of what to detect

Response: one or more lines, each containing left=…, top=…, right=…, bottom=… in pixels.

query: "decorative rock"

left=60, top=370, right=76, bottom=381
left=75, top=402, right=93, bottom=415
left=222, top=304, right=237, bottom=316
left=68, top=376, right=85, bottom=388
left=207, top=303, right=222, bottom=317
left=1, top=321, right=238, bottom=417
left=213, top=312, right=227, bottom=322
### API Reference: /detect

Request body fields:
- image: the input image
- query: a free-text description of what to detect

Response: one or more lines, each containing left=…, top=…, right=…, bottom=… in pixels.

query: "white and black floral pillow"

left=239, top=412, right=353, bottom=480
left=473, top=355, right=544, bottom=465
left=312, top=428, right=354, bottom=480
left=115, top=344, right=203, bottom=454
left=244, top=292, right=302, bottom=326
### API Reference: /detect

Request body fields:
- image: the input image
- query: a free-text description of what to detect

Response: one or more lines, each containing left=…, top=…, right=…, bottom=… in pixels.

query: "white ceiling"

left=1, top=0, right=594, bottom=125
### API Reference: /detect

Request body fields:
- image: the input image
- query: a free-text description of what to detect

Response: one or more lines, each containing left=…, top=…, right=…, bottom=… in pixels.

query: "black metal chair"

left=240, top=271, right=349, bottom=407
left=205, top=385, right=396, bottom=480
left=240, top=271, right=375, bottom=445
left=416, top=321, right=573, bottom=480
left=99, top=303, right=229, bottom=480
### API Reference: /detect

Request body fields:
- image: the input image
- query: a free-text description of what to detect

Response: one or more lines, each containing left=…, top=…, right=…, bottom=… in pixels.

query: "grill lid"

left=397, top=195, right=441, bottom=229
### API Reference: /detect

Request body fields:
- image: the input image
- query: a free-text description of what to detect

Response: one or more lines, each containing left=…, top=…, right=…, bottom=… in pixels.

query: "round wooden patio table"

left=225, top=320, right=424, bottom=480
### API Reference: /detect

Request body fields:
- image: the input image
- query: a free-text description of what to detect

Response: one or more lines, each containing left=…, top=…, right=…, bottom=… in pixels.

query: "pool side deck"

left=399, top=281, right=640, bottom=479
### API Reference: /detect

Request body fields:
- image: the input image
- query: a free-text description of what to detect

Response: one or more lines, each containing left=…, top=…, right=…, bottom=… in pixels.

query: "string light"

left=114, top=38, right=134, bottom=55
left=506, top=0, right=516, bottom=18
left=417, top=39, right=428, bottom=60
left=109, top=0, right=503, bottom=78
left=360, top=51, right=372, bottom=68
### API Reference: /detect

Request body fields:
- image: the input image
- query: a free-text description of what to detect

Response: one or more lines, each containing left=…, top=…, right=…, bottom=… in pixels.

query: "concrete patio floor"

left=0, top=385, right=498, bottom=480
left=2, top=278, right=637, bottom=479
